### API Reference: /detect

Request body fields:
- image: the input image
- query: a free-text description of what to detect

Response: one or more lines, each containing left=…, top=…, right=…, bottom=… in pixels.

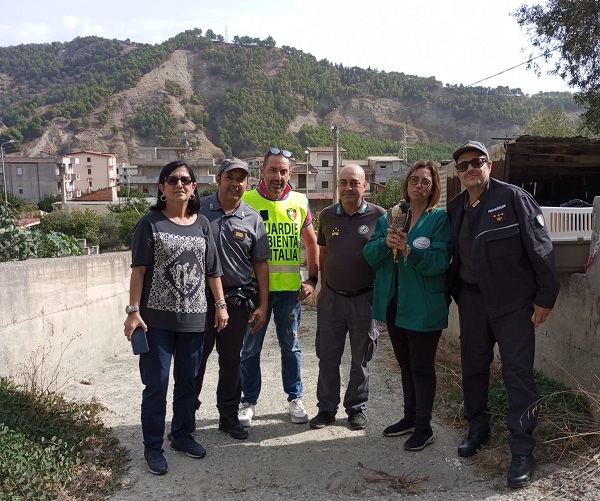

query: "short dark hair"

left=151, top=160, right=200, bottom=214
left=401, top=160, right=442, bottom=211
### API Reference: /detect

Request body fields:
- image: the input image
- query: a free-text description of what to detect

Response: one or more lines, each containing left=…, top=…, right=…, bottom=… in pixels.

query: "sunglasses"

left=165, top=176, right=193, bottom=186
left=456, top=157, right=487, bottom=173
left=408, top=176, right=432, bottom=188
left=267, top=147, right=292, bottom=158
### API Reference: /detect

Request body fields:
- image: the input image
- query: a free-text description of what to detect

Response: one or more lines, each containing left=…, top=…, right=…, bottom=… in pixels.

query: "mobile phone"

left=131, top=327, right=149, bottom=355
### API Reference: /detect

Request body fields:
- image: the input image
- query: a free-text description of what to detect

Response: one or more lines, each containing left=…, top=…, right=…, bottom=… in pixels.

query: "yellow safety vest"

left=243, top=189, right=308, bottom=291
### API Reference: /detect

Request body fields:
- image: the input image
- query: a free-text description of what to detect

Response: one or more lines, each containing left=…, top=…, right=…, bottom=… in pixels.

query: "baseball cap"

left=218, top=158, right=249, bottom=175
left=452, top=140, right=489, bottom=162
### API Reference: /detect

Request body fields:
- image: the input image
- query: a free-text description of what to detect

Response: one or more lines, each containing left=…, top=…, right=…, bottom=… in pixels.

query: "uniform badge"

left=412, top=236, right=430, bottom=249
left=287, top=208, right=297, bottom=221
left=535, top=214, right=545, bottom=227
left=358, top=225, right=369, bottom=234
left=490, top=211, right=505, bottom=223
left=331, top=227, right=340, bottom=236
left=233, top=229, right=246, bottom=240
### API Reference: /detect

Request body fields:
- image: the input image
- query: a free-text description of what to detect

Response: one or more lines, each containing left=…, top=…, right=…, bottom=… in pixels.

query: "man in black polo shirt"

left=310, top=164, right=385, bottom=430
left=195, top=158, right=270, bottom=439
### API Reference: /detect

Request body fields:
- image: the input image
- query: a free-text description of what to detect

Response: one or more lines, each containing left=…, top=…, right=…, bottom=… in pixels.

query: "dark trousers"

left=386, top=300, right=441, bottom=431
left=315, top=286, right=379, bottom=415
left=456, top=288, right=538, bottom=455
left=139, top=327, right=204, bottom=450
left=195, top=300, right=250, bottom=417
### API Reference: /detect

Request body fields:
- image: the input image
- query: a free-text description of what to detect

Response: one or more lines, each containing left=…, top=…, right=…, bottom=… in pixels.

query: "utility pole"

left=398, top=123, right=414, bottom=163
left=332, top=125, right=339, bottom=205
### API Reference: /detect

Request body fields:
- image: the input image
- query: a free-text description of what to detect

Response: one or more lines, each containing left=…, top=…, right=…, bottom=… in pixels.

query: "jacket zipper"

left=475, top=223, right=519, bottom=240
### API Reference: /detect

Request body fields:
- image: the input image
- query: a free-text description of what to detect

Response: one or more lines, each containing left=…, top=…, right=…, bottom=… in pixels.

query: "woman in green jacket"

left=363, top=160, right=451, bottom=451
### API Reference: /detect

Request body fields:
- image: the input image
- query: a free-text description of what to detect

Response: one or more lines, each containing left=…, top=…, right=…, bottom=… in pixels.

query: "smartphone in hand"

left=131, top=327, right=149, bottom=355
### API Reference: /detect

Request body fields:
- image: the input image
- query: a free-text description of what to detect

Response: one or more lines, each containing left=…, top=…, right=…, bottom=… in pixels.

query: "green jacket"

left=363, top=208, right=452, bottom=332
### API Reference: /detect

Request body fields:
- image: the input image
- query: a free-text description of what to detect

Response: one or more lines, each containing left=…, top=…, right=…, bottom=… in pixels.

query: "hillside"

left=0, top=30, right=580, bottom=162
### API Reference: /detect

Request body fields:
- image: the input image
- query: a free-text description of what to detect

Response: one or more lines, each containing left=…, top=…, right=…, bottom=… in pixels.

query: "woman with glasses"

left=124, top=160, right=228, bottom=475
left=363, top=160, right=451, bottom=451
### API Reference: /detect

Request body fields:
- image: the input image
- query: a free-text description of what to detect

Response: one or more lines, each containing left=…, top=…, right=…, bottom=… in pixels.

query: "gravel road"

left=64, top=305, right=599, bottom=500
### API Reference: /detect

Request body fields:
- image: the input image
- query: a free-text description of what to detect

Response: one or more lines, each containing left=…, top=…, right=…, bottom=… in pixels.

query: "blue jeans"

left=139, top=327, right=204, bottom=450
left=240, top=290, right=303, bottom=404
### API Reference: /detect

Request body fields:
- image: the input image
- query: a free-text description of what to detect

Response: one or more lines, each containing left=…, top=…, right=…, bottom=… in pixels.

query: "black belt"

left=326, top=283, right=373, bottom=297
left=458, top=278, right=481, bottom=293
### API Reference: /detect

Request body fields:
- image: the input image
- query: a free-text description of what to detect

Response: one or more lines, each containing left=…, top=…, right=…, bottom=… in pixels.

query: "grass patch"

left=0, top=377, right=128, bottom=500
left=435, top=343, right=599, bottom=466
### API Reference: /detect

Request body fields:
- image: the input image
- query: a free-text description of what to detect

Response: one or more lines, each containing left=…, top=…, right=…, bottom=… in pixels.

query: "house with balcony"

left=69, top=150, right=118, bottom=196
left=127, top=147, right=215, bottom=195
left=367, top=156, right=410, bottom=186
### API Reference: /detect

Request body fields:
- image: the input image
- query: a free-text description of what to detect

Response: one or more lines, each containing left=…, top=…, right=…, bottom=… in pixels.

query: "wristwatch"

left=125, top=305, right=140, bottom=314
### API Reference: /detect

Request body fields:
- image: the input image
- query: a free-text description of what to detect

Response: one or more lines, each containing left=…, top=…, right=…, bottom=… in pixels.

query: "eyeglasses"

left=165, top=176, right=193, bottom=186
left=267, top=147, right=292, bottom=158
left=456, top=157, right=487, bottom=173
left=408, top=176, right=432, bottom=188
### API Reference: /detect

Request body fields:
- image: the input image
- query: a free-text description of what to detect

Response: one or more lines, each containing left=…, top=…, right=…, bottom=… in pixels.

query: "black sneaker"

left=219, top=415, right=249, bottom=440
left=169, top=436, right=207, bottom=458
left=383, top=418, right=415, bottom=437
left=403, top=428, right=434, bottom=451
left=144, top=448, right=168, bottom=475
left=309, top=411, right=336, bottom=429
left=348, top=411, right=368, bottom=430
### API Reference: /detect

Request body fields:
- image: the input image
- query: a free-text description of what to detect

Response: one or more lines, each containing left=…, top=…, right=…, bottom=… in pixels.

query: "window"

left=16, top=167, right=23, bottom=176
left=322, top=160, right=329, bottom=167
left=298, top=174, right=307, bottom=189
left=379, top=164, right=387, bottom=169
left=76, top=173, right=81, bottom=180
left=88, top=168, right=92, bottom=175
left=87, top=157, right=91, bottom=163
left=321, top=181, right=329, bottom=189
left=18, top=186, right=23, bottom=194
left=88, top=180, right=93, bottom=188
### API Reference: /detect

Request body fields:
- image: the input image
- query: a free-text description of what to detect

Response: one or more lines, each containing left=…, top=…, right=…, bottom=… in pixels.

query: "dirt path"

left=64, top=306, right=595, bottom=500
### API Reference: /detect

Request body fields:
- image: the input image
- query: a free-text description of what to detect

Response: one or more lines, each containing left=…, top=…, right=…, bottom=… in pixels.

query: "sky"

left=0, top=0, right=573, bottom=95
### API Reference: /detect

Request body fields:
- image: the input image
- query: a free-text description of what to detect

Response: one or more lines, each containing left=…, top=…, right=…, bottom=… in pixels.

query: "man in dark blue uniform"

left=447, top=141, right=559, bottom=489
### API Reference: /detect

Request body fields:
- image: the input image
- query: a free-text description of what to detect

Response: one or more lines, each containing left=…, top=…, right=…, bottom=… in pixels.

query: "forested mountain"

left=0, top=29, right=580, bottom=163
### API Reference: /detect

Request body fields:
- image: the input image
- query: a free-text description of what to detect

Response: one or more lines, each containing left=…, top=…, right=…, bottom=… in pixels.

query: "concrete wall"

left=0, top=252, right=131, bottom=388
left=443, top=199, right=600, bottom=417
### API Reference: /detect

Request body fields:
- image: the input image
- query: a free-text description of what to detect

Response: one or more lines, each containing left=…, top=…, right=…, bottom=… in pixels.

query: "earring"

left=160, top=195, right=166, bottom=201
left=190, top=194, right=195, bottom=200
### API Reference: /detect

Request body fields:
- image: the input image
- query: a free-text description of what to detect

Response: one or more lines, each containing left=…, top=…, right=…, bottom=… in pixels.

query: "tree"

left=513, top=0, right=600, bottom=132
left=521, top=108, right=578, bottom=136
left=368, top=180, right=404, bottom=210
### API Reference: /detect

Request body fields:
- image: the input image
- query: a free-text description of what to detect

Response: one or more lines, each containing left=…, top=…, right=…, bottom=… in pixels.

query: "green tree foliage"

left=31, top=230, right=84, bottom=258
left=98, top=213, right=121, bottom=250
left=39, top=209, right=100, bottom=244
left=522, top=108, right=579, bottom=136
left=0, top=205, right=36, bottom=261
left=116, top=211, right=142, bottom=248
left=368, top=180, right=404, bottom=210
left=513, top=0, right=600, bottom=132
left=298, top=124, right=457, bottom=162
left=37, top=194, right=61, bottom=213
left=0, top=29, right=582, bottom=157
left=165, top=79, right=185, bottom=97
left=129, top=99, right=177, bottom=145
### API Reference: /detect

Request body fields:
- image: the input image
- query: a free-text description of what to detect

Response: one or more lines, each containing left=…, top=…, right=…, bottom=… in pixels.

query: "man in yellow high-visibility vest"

left=238, top=147, right=319, bottom=426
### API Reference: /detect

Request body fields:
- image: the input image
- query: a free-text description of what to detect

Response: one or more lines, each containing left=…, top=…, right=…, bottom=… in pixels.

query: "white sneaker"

left=238, top=402, right=255, bottom=427
left=288, top=398, right=309, bottom=424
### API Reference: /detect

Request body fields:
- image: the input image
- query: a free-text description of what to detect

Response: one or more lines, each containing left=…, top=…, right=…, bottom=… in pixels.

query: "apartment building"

left=69, top=150, right=118, bottom=197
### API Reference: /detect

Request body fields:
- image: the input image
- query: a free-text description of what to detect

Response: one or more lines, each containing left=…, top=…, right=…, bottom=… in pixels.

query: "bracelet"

left=308, top=275, right=318, bottom=284
left=403, top=245, right=411, bottom=266
left=215, top=299, right=227, bottom=309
